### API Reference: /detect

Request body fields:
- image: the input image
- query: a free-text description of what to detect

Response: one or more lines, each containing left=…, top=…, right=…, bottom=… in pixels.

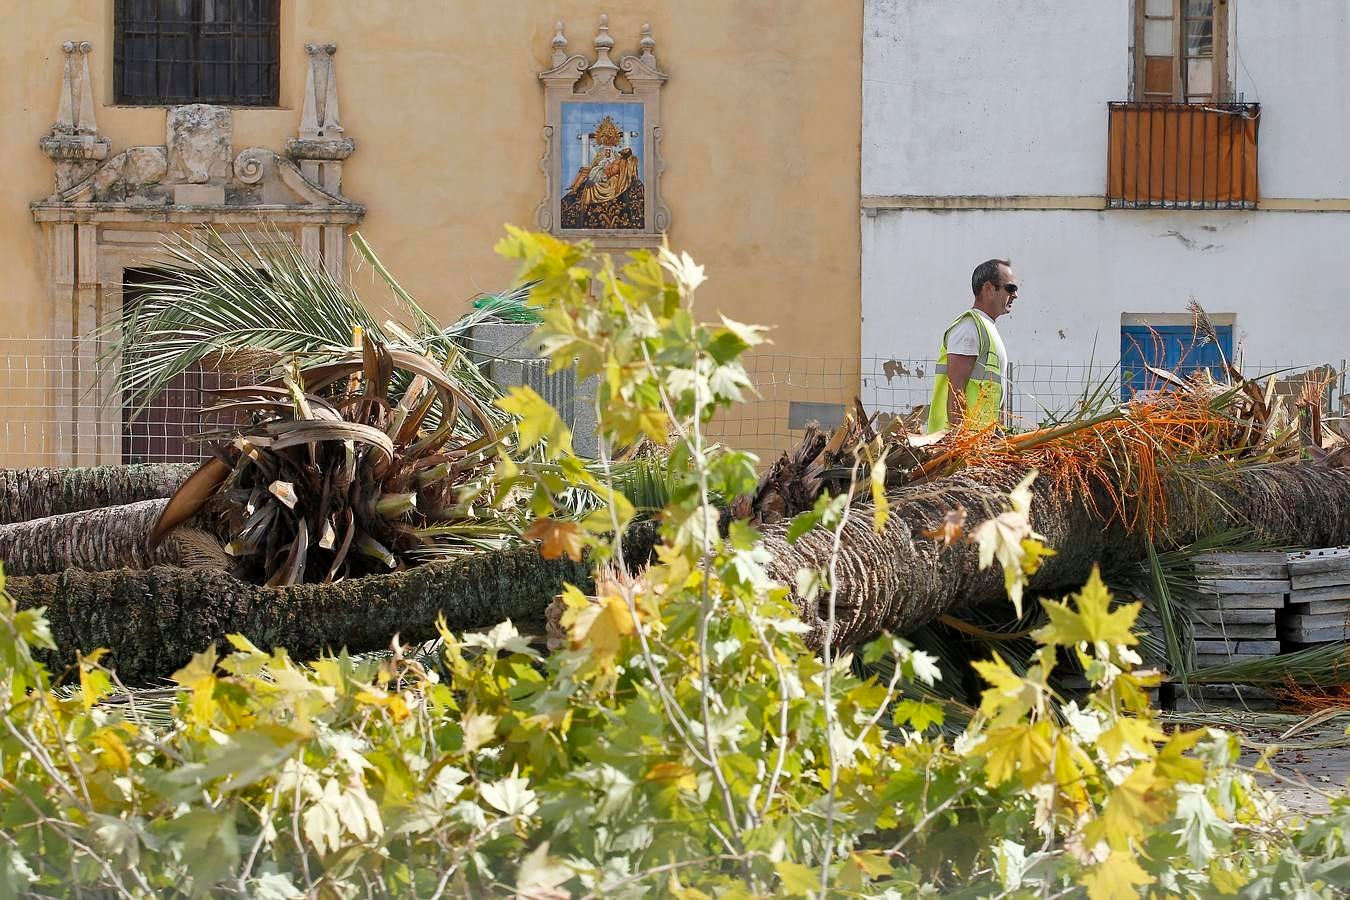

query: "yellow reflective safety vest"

left=926, top=309, right=1005, bottom=433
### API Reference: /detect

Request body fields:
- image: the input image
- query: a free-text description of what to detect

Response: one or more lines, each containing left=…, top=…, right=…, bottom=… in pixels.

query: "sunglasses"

left=999, top=283, right=1018, bottom=294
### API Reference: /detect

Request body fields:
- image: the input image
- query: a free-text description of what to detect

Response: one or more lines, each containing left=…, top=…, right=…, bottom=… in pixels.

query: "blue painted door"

left=1120, top=324, right=1234, bottom=400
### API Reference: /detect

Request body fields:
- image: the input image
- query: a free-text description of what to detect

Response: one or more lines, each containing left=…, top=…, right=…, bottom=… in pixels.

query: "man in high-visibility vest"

left=926, top=258, right=1017, bottom=433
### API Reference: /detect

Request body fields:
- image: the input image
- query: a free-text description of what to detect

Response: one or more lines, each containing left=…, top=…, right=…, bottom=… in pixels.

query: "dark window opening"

left=114, top=0, right=281, bottom=106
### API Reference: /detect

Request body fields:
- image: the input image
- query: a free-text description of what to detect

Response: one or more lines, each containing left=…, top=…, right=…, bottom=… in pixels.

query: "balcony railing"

left=1107, top=101, right=1260, bottom=210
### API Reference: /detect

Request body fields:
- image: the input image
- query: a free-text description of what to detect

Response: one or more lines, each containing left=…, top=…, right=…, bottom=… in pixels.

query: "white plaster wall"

left=864, top=0, right=1350, bottom=199
left=862, top=208, right=1350, bottom=404
left=863, top=0, right=1128, bottom=197
left=1231, top=1, right=1350, bottom=198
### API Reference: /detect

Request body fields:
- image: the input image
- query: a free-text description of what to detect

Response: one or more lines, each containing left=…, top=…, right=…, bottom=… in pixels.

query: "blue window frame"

left=1120, top=323, right=1234, bottom=400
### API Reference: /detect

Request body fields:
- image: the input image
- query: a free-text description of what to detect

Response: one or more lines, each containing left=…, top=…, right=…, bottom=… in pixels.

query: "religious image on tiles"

left=560, top=102, right=644, bottom=230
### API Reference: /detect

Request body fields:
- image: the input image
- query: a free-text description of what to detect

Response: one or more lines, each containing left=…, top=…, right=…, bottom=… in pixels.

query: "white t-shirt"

left=946, top=309, right=1008, bottom=382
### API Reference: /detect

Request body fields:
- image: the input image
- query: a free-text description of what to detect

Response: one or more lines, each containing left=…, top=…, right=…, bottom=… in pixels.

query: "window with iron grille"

left=114, top=0, right=281, bottom=106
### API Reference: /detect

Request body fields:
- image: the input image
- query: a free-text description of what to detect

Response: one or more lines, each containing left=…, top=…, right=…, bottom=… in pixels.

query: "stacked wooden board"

left=1280, top=547, right=1350, bottom=648
left=1190, top=552, right=1288, bottom=667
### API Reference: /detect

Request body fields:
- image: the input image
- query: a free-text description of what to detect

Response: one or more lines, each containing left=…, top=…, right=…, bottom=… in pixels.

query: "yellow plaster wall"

left=0, top=1, right=861, bottom=463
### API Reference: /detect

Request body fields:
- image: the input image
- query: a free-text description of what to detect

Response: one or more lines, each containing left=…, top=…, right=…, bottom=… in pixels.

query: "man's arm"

left=944, top=353, right=976, bottom=427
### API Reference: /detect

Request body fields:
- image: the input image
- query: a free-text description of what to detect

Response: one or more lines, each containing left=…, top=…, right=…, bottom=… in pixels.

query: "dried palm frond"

left=149, top=338, right=506, bottom=586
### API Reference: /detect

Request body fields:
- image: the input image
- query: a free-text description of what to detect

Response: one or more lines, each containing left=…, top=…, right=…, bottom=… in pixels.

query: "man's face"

left=985, top=265, right=1017, bottom=319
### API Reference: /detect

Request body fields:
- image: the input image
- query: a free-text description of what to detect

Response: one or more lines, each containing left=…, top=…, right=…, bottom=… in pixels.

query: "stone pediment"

left=33, top=42, right=362, bottom=226
left=55, top=142, right=354, bottom=211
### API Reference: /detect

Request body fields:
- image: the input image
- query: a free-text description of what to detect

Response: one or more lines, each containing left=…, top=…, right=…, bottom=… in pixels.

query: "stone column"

left=74, top=224, right=100, bottom=465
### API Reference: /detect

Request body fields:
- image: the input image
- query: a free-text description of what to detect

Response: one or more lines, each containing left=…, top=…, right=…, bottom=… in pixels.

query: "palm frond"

left=1186, top=642, right=1350, bottom=687
left=100, top=227, right=514, bottom=438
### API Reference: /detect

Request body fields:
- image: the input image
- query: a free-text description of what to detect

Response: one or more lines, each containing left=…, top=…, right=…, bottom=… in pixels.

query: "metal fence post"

left=1004, top=362, right=1015, bottom=427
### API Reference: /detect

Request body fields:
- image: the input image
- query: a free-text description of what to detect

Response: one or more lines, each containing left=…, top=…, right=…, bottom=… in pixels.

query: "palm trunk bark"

left=5, top=525, right=659, bottom=684
left=765, top=462, right=1350, bottom=650
left=0, top=464, right=196, bottom=525
left=0, top=499, right=182, bottom=575
left=8, top=463, right=1350, bottom=683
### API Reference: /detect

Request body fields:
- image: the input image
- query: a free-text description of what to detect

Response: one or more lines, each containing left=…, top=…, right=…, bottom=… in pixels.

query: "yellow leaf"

left=859, top=437, right=891, bottom=533
left=848, top=850, right=894, bottom=878
left=225, top=633, right=264, bottom=655
left=1080, top=849, right=1154, bottom=900
left=92, top=728, right=132, bottom=772
left=78, top=648, right=112, bottom=711
left=774, top=860, right=818, bottom=897
left=495, top=386, right=573, bottom=457
left=1086, top=761, right=1171, bottom=850
left=1208, top=862, right=1249, bottom=895
left=981, top=722, right=1053, bottom=788
left=1053, top=731, right=1097, bottom=814
left=637, top=406, right=670, bottom=444
left=1036, top=567, right=1139, bottom=649
left=172, top=645, right=219, bottom=725
left=560, top=583, right=591, bottom=610
left=1155, top=728, right=1208, bottom=784
left=562, top=592, right=637, bottom=672
left=973, top=654, right=1042, bottom=727
left=523, top=517, right=586, bottom=561
left=644, top=761, right=697, bottom=792
left=1097, top=716, right=1165, bottom=763
left=1020, top=537, right=1055, bottom=575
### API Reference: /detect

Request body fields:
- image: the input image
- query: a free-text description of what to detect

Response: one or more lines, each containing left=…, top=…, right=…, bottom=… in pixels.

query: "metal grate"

left=114, top=0, right=281, bottom=106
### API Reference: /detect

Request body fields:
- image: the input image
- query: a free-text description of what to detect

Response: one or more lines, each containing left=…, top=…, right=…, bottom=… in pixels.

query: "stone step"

left=1189, top=593, right=1287, bottom=611
left=1287, top=584, right=1350, bottom=604
left=1278, top=624, right=1350, bottom=643
left=1286, top=546, right=1350, bottom=573
left=1192, top=623, right=1278, bottom=640
left=1193, top=552, right=1290, bottom=580
left=1193, top=639, right=1280, bottom=655
left=1197, top=578, right=1291, bottom=595
left=1278, top=611, right=1350, bottom=630
left=1290, top=569, right=1350, bottom=591
left=1190, top=608, right=1277, bottom=625
left=1287, top=597, right=1350, bottom=616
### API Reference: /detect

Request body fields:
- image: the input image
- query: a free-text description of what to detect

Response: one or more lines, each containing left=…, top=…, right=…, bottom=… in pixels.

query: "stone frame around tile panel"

left=536, top=16, right=669, bottom=250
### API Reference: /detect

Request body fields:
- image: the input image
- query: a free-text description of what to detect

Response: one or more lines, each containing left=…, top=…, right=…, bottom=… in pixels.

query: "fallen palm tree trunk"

left=767, top=462, right=1350, bottom=650
left=0, top=499, right=183, bottom=575
left=0, top=464, right=195, bottom=525
left=5, top=525, right=659, bottom=684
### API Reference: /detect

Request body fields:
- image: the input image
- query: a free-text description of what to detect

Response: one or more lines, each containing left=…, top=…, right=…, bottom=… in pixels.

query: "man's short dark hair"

left=971, top=259, right=1011, bottom=297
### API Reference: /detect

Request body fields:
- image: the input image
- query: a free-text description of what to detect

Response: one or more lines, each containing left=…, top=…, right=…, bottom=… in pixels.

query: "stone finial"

left=639, top=23, right=657, bottom=66
left=300, top=42, right=343, bottom=139
left=589, top=14, right=619, bottom=89
left=551, top=20, right=568, bottom=67
left=41, top=40, right=109, bottom=191
left=52, top=41, right=100, bottom=138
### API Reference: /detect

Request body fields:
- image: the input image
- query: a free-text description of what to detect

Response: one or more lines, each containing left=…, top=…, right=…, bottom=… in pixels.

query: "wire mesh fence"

left=0, top=338, right=1344, bottom=469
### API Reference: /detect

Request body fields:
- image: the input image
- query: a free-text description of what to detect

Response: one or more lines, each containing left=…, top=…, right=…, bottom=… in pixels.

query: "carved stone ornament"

left=30, top=41, right=366, bottom=467
left=34, top=42, right=362, bottom=220
left=536, top=16, right=669, bottom=248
